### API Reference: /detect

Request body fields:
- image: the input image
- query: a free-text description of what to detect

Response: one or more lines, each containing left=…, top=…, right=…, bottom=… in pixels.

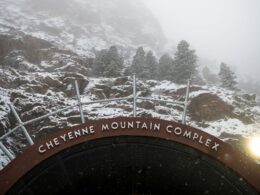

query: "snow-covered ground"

left=0, top=0, right=259, bottom=171
left=0, top=0, right=166, bottom=57
left=1, top=74, right=260, bottom=170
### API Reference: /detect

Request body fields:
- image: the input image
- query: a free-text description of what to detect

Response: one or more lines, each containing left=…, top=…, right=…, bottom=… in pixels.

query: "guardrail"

left=0, top=74, right=191, bottom=161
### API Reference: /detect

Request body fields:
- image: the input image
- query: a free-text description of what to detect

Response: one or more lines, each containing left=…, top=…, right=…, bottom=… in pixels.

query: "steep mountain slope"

left=0, top=0, right=166, bottom=57
left=1, top=73, right=260, bottom=169
left=0, top=0, right=259, bottom=170
left=0, top=29, right=93, bottom=75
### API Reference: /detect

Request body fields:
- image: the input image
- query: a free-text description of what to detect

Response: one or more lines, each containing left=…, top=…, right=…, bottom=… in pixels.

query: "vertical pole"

left=182, top=79, right=191, bottom=124
left=133, top=74, right=137, bottom=117
left=9, top=104, right=34, bottom=145
left=75, top=80, right=85, bottom=123
left=0, top=141, right=15, bottom=160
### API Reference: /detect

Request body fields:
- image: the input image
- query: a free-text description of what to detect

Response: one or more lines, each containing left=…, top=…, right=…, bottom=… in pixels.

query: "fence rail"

left=0, top=74, right=191, bottom=162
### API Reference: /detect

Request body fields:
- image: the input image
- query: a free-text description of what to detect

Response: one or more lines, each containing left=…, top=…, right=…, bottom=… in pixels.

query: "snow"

left=151, top=80, right=179, bottom=91
left=0, top=0, right=259, bottom=170
left=200, top=118, right=258, bottom=137
left=44, top=17, right=66, bottom=29
left=40, top=61, right=52, bottom=68
left=252, top=106, right=260, bottom=115
left=0, top=0, right=166, bottom=59
left=0, top=76, right=260, bottom=170
left=208, top=86, right=234, bottom=105
left=189, top=90, right=209, bottom=98
left=0, top=149, right=10, bottom=170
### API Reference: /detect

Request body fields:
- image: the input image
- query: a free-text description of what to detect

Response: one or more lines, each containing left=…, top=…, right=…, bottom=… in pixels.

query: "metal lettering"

left=68, top=132, right=74, bottom=140
left=111, top=122, right=119, bottom=130
left=74, top=129, right=81, bottom=138
left=192, top=133, right=199, bottom=140
left=212, top=142, right=220, bottom=151
left=136, top=121, right=141, bottom=128
left=154, top=123, right=160, bottom=131
left=82, top=128, right=89, bottom=135
left=102, top=124, right=109, bottom=131
left=60, top=134, right=67, bottom=142
left=120, top=122, right=126, bottom=128
left=127, top=121, right=134, bottom=128
left=38, top=145, right=46, bottom=154
left=46, top=141, right=54, bottom=150
left=36, top=120, right=222, bottom=156
left=53, top=138, right=60, bottom=146
left=166, top=125, right=173, bottom=133
left=199, top=136, right=204, bottom=144
left=89, top=126, right=95, bottom=134
left=174, top=127, right=182, bottom=135
left=141, top=122, right=148, bottom=129
left=205, top=139, right=211, bottom=147
left=183, top=130, right=192, bottom=139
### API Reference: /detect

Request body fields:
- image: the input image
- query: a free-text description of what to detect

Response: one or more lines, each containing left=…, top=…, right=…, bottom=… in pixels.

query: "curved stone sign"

left=0, top=117, right=259, bottom=194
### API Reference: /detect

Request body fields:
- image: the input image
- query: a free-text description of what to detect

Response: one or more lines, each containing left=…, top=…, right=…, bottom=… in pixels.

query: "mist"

left=142, top=0, right=260, bottom=82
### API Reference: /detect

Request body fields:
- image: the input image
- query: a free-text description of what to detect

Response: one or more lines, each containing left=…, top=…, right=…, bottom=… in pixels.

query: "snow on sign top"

left=0, top=117, right=259, bottom=194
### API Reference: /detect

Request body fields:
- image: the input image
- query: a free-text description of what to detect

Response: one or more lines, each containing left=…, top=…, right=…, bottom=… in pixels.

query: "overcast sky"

left=142, top=0, right=260, bottom=81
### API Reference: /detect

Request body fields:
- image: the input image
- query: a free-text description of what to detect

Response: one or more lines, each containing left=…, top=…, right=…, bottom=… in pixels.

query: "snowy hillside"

left=0, top=0, right=166, bottom=57
left=1, top=73, right=260, bottom=169
left=0, top=0, right=260, bottom=170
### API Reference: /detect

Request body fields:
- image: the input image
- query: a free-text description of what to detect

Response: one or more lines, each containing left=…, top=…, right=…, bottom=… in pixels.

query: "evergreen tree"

left=103, top=46, right=123, bottom=77
left=158, top=53, right=173, bottom=80
left=143, top=50, right=158, bottom=79
left=92, top=49, right=108, bottom=76
left=92, top=45, right=123, bottom=77
left=218, top=62, right=238, bottom=90
left=172, top=40, right=197, bottom=84
left=130, top=46, right=146, bottom=77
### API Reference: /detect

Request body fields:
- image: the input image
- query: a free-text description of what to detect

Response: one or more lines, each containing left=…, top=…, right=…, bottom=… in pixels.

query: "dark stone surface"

left=189, top=93, right=234, bottom=121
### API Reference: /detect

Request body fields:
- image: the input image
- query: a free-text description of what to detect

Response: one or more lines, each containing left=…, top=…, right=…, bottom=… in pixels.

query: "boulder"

left=114, top=77, right=129, bottom=86
left=188, top=93, right=234, bottom=121
left=156, top=106, right=170, bottom=115
left=137, top=101, right=155, bottom=110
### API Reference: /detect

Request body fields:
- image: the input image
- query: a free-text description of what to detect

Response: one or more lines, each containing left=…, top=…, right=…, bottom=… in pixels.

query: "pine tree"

left=92, top=46, right=123, bottom=77
left=218, top=62, right=238, bottom=90
left=144, top=50, right=158, bottom=79
left=172, top=40, right=197, bottom=84
left=104, top=60, right=119, bottom=77
left=158, top=53, right=173, bottom=80
left=103, top=46, right=123, bottom=77
left=92, top=49, right=108, bottom=76
left=130, top=46, right=146, bottom=77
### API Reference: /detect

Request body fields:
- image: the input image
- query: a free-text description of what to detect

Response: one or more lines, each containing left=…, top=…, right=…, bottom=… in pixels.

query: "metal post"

left=182, top=79, right=191, bottom=124
left=75, top=80, right=85, bottom=123
left=9, top=104, right=34, bottom=145
left=133, top=74, right=137, bottom=117
left=0, top=142, right=15, bottom=160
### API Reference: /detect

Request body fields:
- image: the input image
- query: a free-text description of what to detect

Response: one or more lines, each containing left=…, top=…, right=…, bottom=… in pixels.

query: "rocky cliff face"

left=0, top=31, right=91, bottom=74
left=0, top=0, right=166, bottom=57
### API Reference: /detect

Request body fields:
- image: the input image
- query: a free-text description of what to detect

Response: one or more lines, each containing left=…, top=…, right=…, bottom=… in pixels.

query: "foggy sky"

left=142, top=0, right=260, bottom=82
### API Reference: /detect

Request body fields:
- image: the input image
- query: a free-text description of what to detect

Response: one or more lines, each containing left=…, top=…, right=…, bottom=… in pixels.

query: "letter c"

left=38, top=145, right=46, bottom=154
left=166, top=125, right=173, bottom=133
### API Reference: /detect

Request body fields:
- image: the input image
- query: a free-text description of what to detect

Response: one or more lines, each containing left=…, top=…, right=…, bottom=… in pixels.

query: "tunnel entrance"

left=1, top=118, right=259, bottom=194
left=7, top=137, right=258, bottom=194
